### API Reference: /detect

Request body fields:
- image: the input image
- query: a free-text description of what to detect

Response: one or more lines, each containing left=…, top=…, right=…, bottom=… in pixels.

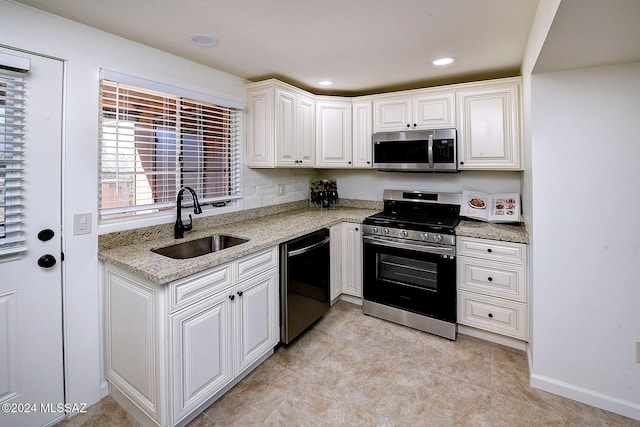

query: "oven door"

left=362, top=236, right=456, bottom=323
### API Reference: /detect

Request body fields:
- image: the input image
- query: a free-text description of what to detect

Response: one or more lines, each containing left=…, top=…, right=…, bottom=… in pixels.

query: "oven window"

left=378, top=253, right=438, bottom=292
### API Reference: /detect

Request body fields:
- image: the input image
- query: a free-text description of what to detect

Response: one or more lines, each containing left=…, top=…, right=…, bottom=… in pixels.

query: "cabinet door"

left=373, top=96, right=411, bottom=132
left=171, top=291, right=233, bottom=425
left=457, top=82, right=521, bottom=170
left=297, top=94, right=315, bottom=166
left=341, top=223, right=363, bottom=297
left=275, top=88, right=297, bottom=166
left=246, top=87, right=274, bottom=167
left=413, top=92, right=455, bottom=129
left=315, top=100, right=352, bottom=167
left=352, top=100, right=372, bottom=168
left=329, top=223, right=343, bottom=301
left=234, top=269, right=278, bottom=374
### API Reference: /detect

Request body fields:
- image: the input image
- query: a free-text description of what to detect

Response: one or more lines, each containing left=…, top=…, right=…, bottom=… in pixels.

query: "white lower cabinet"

left=457, top=236, right=528, bottom=342
left=329, top=222, right=363, bottom=301
left=104, top=247, right=279, bottom=427
left=341, top=222, right=363, bottom=298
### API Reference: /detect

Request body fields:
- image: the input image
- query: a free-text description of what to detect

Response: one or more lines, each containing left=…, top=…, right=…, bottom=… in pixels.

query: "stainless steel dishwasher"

left=280, top=228, right=330, bottom=344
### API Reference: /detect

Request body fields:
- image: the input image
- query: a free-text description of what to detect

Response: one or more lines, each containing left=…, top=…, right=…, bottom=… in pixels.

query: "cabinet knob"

left=366, top=161, right=370, bottom=164
left=355, top=228, right=358, bottom=231
left=460, top=161, right=464, bottom=165
left=413, top=123, right=417, bottom=127
left=488, top=313, right=493, bottom=318
left=406, top=124, right=410, bottom=128
left=488, top=277, right=493, bottom=282
left=237, top=291, right=243, bottom=297
left=229, top=294, right=235, bottom=301
left=487, top=248, right=493, bottom=253
left=348, top=161, right=352, bottom=164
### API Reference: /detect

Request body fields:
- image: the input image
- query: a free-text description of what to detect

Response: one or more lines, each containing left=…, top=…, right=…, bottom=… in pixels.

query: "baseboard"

left=530, top=372, right=640, bottom=421
left=457, top=325, right=527, bottom=351
left=338, top=294, right=362, bottom=306
left=100, top=379, right=109, bottom=399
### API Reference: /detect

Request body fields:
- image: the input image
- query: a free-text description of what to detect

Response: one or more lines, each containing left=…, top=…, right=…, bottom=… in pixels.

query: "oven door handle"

left=363, top=235, right=455, bottom=257
left=288, top=236, right=330, bottom=257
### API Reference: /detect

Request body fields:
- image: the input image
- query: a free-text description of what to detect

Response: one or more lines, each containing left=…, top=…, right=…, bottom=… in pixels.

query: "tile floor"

left=58, top=301, right=639, bottom=427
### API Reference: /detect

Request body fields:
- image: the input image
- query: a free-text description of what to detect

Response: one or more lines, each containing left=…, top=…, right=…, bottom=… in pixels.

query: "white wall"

left=529, top=62, right=640, bottom=419
left=327, top=169, right=522, bottom=202
left=0, top=0, right=308, bottom=407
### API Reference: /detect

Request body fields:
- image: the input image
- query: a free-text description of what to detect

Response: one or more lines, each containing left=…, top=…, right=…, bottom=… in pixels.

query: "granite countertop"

left=98, top=207, right=379, bottom=285
left=455, top=219, right=529, bottom=244
left=98, top=204, right=529, bottom=286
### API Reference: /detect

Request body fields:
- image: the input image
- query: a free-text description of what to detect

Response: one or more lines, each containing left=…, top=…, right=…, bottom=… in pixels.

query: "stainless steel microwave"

left=372, top=128, right=457, bottom=172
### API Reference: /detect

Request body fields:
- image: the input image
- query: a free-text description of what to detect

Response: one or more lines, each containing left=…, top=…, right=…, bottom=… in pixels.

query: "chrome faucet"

left=174, top=186, right=203, bottom=239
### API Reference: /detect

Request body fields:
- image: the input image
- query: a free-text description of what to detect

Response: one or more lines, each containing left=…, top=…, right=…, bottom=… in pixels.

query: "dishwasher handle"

left=287, top=236, right=330, bottom=257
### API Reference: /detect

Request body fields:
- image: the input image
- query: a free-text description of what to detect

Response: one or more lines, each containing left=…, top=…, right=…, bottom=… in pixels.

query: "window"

left=99, top=76, right=242, bottom=220
left=0, top=65, right=27, bottom=255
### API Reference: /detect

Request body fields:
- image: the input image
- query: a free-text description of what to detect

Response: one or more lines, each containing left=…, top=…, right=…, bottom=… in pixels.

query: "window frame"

left=0, top=60, right=29, bottom=257
left=98, top=70, right=243, bottom=228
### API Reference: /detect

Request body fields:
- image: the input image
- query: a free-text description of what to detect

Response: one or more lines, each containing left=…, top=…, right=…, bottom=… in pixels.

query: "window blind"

left=0, top=69, right=27, bottom=255
left=99, top=79, right=242, bottom=220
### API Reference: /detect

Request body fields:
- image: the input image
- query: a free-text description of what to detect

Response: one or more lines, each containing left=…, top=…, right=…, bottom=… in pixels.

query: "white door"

left=0, top=48, right=64, bottom=426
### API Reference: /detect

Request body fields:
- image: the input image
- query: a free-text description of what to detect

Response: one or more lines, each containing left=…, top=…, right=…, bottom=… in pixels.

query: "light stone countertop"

left=98, top=207, right=379, bottom=285
left=98, top=205, right=529, bottom=286
left=455, top=219, right=529, bottom=244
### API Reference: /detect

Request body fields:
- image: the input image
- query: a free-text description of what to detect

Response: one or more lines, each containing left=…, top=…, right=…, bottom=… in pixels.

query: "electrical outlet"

left=277, top=184, right=285, bottom=196
left=636, top=341, right=640, bottom=363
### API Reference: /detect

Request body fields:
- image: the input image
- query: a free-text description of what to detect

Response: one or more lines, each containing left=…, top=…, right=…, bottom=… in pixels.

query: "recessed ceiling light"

left=318, top=80, right=334, bottom=86
left=189, top=34, right=218, bottom=46
left=432, top=57, right=456, bottom=66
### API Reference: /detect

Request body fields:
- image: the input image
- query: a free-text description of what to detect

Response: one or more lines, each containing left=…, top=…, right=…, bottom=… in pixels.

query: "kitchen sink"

left=152, top=234, right=249, bottom=259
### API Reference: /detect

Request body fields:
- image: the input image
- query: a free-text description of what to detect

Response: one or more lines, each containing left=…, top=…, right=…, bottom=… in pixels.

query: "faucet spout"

left=174, top=186, right=203, bottom=239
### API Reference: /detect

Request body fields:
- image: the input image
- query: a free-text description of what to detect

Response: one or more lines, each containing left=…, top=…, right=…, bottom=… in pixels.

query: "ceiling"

left=534, top=0, right=640, bottom=73
left=14, top=0, right=540, bottom=96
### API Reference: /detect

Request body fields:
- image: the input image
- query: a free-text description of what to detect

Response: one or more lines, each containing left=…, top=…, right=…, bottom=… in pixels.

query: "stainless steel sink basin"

left=152, top=234, right=249, bottom=259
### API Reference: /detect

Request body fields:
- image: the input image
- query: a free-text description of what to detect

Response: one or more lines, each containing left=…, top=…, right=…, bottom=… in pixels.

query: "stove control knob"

left=372, top=227, right=378, bottom=234
left=433, top=235, right=443, bottom=243
left=383, top=228, right=390, bottom=235
left=399, top=230, right=408, bottom=238
left=420, top=233, right=428, bottom=241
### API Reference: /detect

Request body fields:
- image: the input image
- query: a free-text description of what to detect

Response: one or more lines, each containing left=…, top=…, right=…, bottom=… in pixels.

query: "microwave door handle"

left=428, top=134, right=434, bottom=169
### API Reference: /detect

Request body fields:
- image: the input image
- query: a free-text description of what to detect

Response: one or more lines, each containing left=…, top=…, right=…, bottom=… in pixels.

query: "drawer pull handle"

left=488, top=313, right=493, bottom=318
left=487, top=248, right=493, bottom=253
left=488, top=277, right=493, bottom=282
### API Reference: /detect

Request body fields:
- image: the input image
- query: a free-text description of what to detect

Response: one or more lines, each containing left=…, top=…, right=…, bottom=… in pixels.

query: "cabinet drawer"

left=235, top=247, right=278, bottom=282
left=458, top=291, right=527, bottom=340
left=457, top=236, right=526, bottom=264
left=457, top=257, right=526, bottom=301
left=169, top=264, right=232, bottom=313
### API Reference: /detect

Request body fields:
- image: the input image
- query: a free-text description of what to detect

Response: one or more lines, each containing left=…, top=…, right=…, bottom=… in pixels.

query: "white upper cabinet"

left=245, top=87, right=274, bottom=167
left=373, top=89, right=455, bottom=132
left=315, top=97, right=352, bottom=168
left=246, top=80, right=315, bottom=167
left=351, top=99, right=373, bottom=168
left=456, top=78, right=522, bottom=170
left=246, top=77, right=523, bottom=171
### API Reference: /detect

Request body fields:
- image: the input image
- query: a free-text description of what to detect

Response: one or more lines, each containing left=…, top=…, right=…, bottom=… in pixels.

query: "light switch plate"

left=278, top=184, right=285, bottom=196
left=73, top=213, right=92, bottom=235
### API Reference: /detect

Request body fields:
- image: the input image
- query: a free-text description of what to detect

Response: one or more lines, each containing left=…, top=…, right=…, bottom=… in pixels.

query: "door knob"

left=37, top=254, right=57, bottom=269
left=38, top=229, right=55, bottom=241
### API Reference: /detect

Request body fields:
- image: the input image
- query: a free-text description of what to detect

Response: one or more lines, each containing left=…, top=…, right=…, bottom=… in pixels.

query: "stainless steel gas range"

left=362, top=189, right=461, bottom=340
